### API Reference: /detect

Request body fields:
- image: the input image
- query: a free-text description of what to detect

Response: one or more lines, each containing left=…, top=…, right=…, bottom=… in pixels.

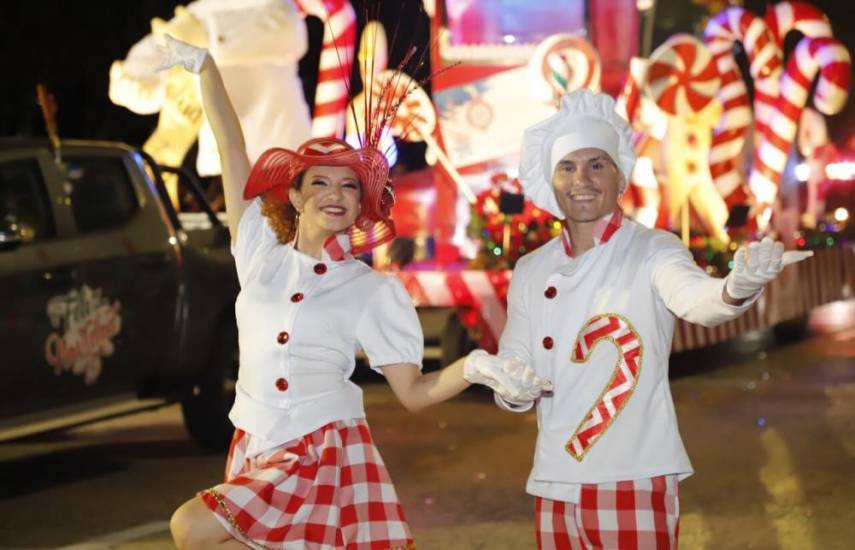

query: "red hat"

left=243, top=137, right=395, bottom=255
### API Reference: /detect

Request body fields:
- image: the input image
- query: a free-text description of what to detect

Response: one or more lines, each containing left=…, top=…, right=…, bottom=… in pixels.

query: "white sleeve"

left=497, top=262, right=533, bottom=366
left=651, top=232, right=760, bottom=327
left=357, top=277, right=424, bottom=373
left=231, top=198, right=279, bottom=287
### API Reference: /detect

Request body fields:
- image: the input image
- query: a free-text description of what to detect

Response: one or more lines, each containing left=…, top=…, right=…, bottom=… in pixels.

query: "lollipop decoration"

left=528, top=34, right=601, bottom=105
left=643, top=35, right=730, bottom=245
left=644, top=34, right=719, bottom=117
left=368, top=69, right=476, bottom=203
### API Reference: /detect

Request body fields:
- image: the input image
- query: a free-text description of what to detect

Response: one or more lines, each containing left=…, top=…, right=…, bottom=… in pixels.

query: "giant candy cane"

left=296, top=0, right=356, bottom=138
left=566, top=314, right=642, bottom=461
left=703, top=9, right=781, bottom=201
left=751, top=36, right=851, bottom=208
left=765, top=1, right=832, bottom=47
left=616, top=57, right=648, bottom=126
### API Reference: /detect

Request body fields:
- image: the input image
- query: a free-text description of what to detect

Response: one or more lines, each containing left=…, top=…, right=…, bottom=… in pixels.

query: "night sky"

left=1, top=1, right=853, bottom=152
left=0, top=0, right=430, bottom=148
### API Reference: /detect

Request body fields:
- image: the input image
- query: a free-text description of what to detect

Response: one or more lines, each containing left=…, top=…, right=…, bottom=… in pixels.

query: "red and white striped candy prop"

left=644, top=34, right=720, bottom=117
left=765, top=1, right=832, bottom=47
left=616, top=57, right=648, bottom=126
left=566, top=314, right=642, bottom=461
left=529, top=34, right=601, bottom=105
left=704, top=8, right=781, bottom=200
left=370, top=69, right=476, bottom=203
left=296, top=0, right=356, bottom=138
left=750, top=36, right=851, bottom=209
left=369, top=70, right=436, bottom=143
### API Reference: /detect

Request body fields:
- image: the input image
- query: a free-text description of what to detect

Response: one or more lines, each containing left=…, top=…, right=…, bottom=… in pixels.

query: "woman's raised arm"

left=158, top=35, right=250, bottom=239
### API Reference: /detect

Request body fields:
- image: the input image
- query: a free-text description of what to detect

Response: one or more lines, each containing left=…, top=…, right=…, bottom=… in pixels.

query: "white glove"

left=155, top=34, right=209, bottom=74
left=725, top=237, right=813, bottom=300
left=463, top=350, right=552, bottom=403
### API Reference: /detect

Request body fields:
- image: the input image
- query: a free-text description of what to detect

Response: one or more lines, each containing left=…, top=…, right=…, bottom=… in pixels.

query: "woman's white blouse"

left=228, top=199, right=423, bottom=451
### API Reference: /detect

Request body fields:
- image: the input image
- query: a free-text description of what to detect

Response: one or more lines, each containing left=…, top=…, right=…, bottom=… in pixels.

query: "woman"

left=159, top=35, right=549, bottom=550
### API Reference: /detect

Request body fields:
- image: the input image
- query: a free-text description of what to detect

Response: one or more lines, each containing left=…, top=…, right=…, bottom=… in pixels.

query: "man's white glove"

left=155, top=34, right=209, bottom=74
left=463, top=350, right=552, bottom=404
left=725, top=237, right=813, bottom=300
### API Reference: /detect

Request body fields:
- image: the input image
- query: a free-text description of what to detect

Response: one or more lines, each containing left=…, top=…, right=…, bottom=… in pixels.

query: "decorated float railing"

left=395, top=245, right=854, bottom=354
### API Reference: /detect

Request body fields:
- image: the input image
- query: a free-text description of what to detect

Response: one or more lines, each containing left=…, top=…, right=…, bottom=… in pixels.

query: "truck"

left=0, top=138, right=239, bottom=450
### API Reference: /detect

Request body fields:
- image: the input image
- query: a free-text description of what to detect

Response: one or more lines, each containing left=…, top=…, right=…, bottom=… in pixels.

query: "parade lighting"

left=637, top=0, right=654, bottom=10
left=503, top=34, right=516, bottom=44
left=825, top=161, right=855, bottom=181
left=834, top=207, right=849, bottom=223
left=794, top=162, right=810, bottom=182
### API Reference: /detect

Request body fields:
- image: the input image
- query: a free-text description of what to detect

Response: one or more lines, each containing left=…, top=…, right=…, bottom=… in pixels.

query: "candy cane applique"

left=566, top=314, right=643, bottom=461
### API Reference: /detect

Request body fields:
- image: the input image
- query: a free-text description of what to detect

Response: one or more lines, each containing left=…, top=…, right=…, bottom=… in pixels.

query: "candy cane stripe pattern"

left=616, top=57, right=648, bottom=125
left=645, top=34, right=720, bottom=117
left=752, top=36, right=851, bottom=207
left=765, top=1, right=832, bottom=47
left=704, top=8, right=780, bottom=199
left=296, top=0, right=356, bottom=138
left=529, top=34, right=601, bottom=104
left=566, top=314, right=643, bottom=462
left=371, top=70, right=436, bottom=141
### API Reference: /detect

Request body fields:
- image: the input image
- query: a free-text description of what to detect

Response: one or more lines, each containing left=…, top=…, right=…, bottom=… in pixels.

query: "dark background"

left=0, top=0, right=852, bottom=150
left=0, top=0, right=431, bottom=147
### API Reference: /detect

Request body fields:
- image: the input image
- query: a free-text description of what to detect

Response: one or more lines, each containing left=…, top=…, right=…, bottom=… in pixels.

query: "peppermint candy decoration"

left=645, top=34, right=720, bottom=117
left=370, top=69, right=436, bottom=142
left=529, top=34, right=601, bottom=104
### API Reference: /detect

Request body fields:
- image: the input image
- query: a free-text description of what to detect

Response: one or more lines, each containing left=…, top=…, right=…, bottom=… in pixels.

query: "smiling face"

left=551, top=147, right=624, bottom=224
left=289, top=165, right=362, bottom=235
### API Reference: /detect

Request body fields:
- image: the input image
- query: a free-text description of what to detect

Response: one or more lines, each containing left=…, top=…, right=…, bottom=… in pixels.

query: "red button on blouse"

left=275, top=377, right=289, bottom=392
left=542, top=336, right=554, bottom=350
left=544, top=286, right=557, bottom=299
left=291, top=292, right=304, bottom=303
left=314, top=263, right=327, bottom=275
left=276, top=331, right=289, bottom=345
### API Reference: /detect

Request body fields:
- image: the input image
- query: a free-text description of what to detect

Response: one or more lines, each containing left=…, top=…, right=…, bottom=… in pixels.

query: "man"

left=494, top=89, right=811, bottom=549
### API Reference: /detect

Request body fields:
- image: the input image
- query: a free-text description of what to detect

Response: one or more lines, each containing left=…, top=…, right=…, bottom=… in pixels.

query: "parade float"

left=109, top=0, right=854, bottom=360
left=385, top=0, right=854, bottom=357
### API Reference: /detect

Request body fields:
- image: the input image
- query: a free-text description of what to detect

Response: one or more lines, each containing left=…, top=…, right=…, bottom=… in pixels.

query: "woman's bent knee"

left=170, top=496, right=229, bottom=549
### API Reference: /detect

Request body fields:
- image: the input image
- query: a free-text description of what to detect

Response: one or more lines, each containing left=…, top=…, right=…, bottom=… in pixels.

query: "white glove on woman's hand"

left=463, top=350, right=552, bottom=403
left=725, top=237, right=813, bottom=300
left=155, top=34, right=209, bottom=74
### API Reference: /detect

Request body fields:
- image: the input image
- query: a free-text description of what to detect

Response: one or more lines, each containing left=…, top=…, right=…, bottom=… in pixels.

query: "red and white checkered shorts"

left=536, top=475, right=679, bottom=550
left=200, top=418, right=414, bottom=550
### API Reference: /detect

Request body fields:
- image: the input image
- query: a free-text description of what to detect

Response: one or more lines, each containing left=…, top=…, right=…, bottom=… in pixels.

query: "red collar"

left=560, top=208, right=624, bottom=257
left=292, top=232, right=351, bottom=262
left=322, top=233, right=350, bottom=262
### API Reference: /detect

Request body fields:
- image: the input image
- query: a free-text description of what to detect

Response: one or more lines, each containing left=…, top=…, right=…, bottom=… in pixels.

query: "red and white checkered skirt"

left=536, top=475, right=679, bottom=550
left=200, top=418, right=415, bottom=550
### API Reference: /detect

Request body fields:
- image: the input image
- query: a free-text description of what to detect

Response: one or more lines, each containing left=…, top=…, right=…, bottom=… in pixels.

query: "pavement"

left=2, top=303, right=854, bottom=550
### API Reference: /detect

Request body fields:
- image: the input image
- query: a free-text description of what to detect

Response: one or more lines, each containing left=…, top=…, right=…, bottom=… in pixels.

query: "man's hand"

left=155, top=34, right=210, bottom=74
left=463, top=350, right=552, bottom=404
left=725, top=237, right=813, bottom=300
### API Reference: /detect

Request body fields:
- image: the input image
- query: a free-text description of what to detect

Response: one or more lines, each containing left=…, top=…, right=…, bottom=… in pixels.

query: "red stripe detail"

left=583, top=317, right=621, bottom=348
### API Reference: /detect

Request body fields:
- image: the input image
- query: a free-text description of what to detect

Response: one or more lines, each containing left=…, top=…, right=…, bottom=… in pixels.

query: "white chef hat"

left=519, top=89, right=636, bottom=218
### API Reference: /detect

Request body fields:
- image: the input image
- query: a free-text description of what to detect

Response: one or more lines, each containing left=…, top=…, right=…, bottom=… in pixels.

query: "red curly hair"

left=259, top=171, right=304, bottom=244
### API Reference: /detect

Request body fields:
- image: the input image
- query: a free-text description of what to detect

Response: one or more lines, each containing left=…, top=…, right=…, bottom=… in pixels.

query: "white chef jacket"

left=498, top=217, right=759, bottom=502
left=229, top=199, right=423, bottom=454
